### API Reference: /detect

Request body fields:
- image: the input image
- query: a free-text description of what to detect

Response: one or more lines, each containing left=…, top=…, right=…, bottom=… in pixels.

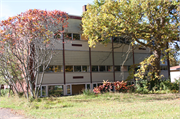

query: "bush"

left=135, top=78, right=180, bottom=94
left=93, top=81, right=134, bottom=94
left=0, top=89, right=11, bottom=96
left=135, top=79, right=149, bottom=94
left=82, top=89, right=94, bottom=96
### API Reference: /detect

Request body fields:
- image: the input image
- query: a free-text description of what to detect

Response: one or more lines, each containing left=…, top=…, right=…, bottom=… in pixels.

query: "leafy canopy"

left=82, top=0, right=180, bottom=80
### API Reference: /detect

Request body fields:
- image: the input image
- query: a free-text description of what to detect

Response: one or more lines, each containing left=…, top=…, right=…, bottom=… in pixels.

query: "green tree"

left=82, top=0, right=180, bottom=80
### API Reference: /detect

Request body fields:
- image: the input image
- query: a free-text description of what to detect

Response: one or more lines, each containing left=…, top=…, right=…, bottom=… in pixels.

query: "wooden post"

left=112, top=37, right=115, bottom=82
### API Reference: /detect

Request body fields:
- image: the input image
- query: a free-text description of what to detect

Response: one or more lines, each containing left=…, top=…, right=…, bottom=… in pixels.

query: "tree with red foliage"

left=0, top=9, right=68, bottom=98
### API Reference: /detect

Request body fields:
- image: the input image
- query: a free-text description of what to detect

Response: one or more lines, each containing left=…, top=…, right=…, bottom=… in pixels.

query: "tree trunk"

left=153, top=50, right=161, bottom=79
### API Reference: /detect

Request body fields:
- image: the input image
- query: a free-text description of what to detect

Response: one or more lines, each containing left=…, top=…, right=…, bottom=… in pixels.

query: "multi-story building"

left=37, top=14, right=169, bottom=97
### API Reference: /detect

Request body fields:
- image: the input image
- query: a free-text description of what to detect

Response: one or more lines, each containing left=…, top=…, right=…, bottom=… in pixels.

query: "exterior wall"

left=115, top=72, right=129, bottom=81
left=92, top=72, right=113, bottom=82
left=66, top=19, right=82, bottom=34
left=66, top=73, right=90, bottom=84
left=37, top=16, right=169, bottom=96
left=170, top=71, right=180, bottom=82
left=38, top=73, right=64, bottom=84
left=161, top=70, right=169, bottom=79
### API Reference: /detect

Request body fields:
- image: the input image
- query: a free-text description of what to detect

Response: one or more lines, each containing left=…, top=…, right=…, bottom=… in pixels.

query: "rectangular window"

left=82, top=66, right=88, bottom=72
left=64, top=33, right=72, bottom=40
left=54, top=32, right=61, bottom=39
left=54, top=66, right=61, bottom=72
left=107, top=66, right=112, bottom=72
left=74, top=66, right=81, bottom=72
left=114, top=66, right=120, bottom=71
left=93, top=84, right=97, bottom=89
left=135, top=66, right=140, bottom=71
left=65, top=66, right=73, bottom=72
left=45, top=66, right=54, bottom=73
left=67, top=85, right=71, bottom=95
left=161, top=66, right=168, bottom=70
left=39, top=66, right=43, bottom=72
left=98, top=83, right=103, bottom=86
left=99, top=66, right=106, bottom=72
left=121, top=66, right=128, bottom=71
left=86, top=84, right=91, bottom=90
left=48, top=85, right=63, bottom=96
left=92, top=66, right=98, bottom=72
left=41, top=86, right=46, bottom=97
left=73, top=34, right=80, bottom=40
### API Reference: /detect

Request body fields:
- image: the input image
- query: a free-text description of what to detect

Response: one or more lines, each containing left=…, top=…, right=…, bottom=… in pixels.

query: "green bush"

left=82, top=89, right=94, bottom=96
left=135, top=79, right=149, bottom=94
left=0, top=89, right=11, bottom=96
left=135, top=78, right=180, bottom=94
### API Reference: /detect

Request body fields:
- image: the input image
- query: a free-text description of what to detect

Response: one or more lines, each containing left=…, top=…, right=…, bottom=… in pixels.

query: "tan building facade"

left=37, top=15, right=168, bottom=96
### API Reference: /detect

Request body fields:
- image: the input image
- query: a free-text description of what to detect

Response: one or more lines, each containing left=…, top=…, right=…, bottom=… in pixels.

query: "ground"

left=0, top=108, right=26, bottom=119
left=0, top=93, right=180, bottom=119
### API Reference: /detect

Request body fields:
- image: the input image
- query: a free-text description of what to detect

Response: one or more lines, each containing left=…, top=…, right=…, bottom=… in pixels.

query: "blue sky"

left=0, top=0, right=93, bottom=20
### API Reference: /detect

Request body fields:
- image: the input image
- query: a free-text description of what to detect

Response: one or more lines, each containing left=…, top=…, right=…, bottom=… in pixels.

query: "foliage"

left=160, top=79, right=180, bottom=91
left=135, top=79, right=149, bottom=94
left=93, top=80, right=134, bottom=94
left=135, top=78, right=180, bottom=94
left=82, top=89, right=95, bottom=96
left=82, top=0, right=180, bottom=81
left=0, top=9, right=68, bottom=98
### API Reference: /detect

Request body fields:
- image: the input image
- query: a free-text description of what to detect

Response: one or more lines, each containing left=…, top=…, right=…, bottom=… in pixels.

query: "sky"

left=0, top=0, right=94, bottom=20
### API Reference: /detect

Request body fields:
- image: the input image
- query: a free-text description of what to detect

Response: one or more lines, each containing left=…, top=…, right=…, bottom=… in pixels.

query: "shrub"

left=93, top=81, right=134, bottom=94
left=135, top=79, right=149, bottom=94
left=82, top=89, right=94, bottom=96
left=114, top=81, right=134, bottom=92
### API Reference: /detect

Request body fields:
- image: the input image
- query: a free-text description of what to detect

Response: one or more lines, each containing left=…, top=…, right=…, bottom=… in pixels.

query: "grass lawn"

left=0, top=93, right=180, bottom=119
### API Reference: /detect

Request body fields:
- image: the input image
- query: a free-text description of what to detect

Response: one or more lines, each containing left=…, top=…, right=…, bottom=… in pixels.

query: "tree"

left=0, top=9, right=68, bottom=98
left=82, top=0, right=180, bottom=80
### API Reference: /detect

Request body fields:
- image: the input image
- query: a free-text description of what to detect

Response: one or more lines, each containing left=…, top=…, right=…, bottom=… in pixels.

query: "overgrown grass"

left=0, top=93, right=180, bottom=119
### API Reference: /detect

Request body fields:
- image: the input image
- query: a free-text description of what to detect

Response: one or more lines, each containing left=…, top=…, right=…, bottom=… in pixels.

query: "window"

left=112, top=36, right=131, bottom=44
left=98, top=83, right=103, bottom=86
left=135, top=66, right=140, bottom=71
left=48, top=85, right=63, bottom=96
left=39, top=66, right=43, bottom=72
left=161, top=66, right=168, bottom=70
left=114, top=66, right=120, bottom=71
left=86, top=84, right=91, bottom=90
left=41, top=86, right=46, bottom=97
left=74, top=66, right=81, bottom=72
left=99, top=66, right=106, bottom=72
left=107, top=66, right=112, bottom=72
left=55, top=66, right=61, bottom=72
left=65, top=66, right=73, bottom=72
left=82, top=66, right=88, bottom=72
left=93, top=84, right=97, bottom=89
left=67, top=85, right=71, bottom=95
left=54, top=32, right=61, bottom=39
left=64, top=33, right=72, bottom=40
left=121, top=66, right=128, bottom=71
left=73, top=34, right=80, bottom=40
left=92, top=66, right=98, bottom=72
left=45, top=66, right=54, bottom=72
left=64, top=33, right=81, bottom=40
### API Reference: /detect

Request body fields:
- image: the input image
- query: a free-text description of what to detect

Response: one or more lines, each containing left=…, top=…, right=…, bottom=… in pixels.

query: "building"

left=37, top=13, right=169, bottom=96
left=170, top=65, right=180, bottom=82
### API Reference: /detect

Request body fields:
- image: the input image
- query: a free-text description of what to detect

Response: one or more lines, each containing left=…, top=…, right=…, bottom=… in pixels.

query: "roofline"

left=68, top=15, right=82, bottom=20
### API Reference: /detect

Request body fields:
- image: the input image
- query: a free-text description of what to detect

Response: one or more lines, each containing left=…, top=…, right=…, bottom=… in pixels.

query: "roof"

left=68, top=15, right=82, bottom=20
left=170, top=65, right=180, bottom=71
